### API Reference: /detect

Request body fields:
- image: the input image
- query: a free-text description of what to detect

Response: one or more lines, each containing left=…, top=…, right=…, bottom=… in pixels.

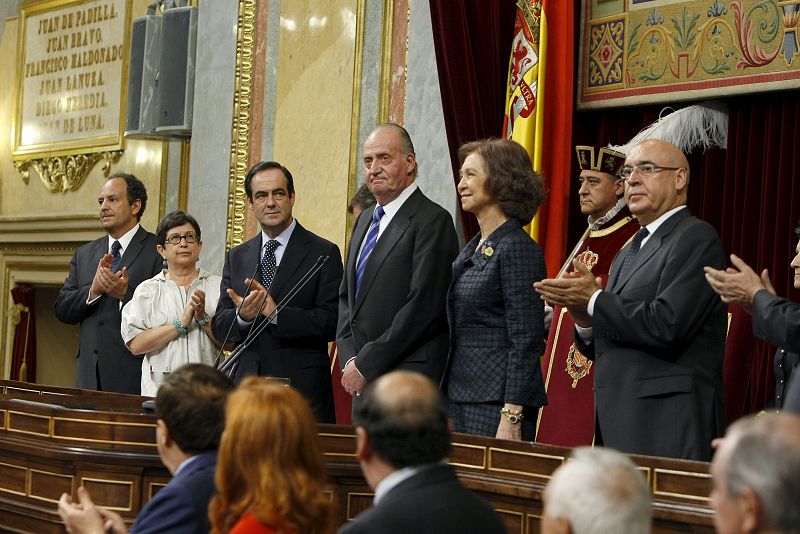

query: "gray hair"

left=544, top=447, right=651, bottom=534
left=723, top=413, right=800, bottom=534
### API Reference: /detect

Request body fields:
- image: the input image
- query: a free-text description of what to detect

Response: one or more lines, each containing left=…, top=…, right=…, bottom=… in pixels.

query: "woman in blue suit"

left=443, top=138, right=547, bottom=441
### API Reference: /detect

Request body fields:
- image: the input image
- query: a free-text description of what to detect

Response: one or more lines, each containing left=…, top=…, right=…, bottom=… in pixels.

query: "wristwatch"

left=500, top=407, right=523, bottom=424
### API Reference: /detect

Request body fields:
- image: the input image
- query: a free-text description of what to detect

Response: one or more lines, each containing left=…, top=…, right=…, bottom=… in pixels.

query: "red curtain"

left=572, top=91, right=800, bottom=419
left=429, top=0, right=517, bottom=240
left=10, top=284, right=36, bottom=382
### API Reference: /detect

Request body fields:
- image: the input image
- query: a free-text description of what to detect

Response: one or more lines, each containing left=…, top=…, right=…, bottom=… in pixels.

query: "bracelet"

left=173, top=319, right=188, bottom=337
left=499, top=407, right=523, bottom=425
left=195, top=314, right=211, bottom=326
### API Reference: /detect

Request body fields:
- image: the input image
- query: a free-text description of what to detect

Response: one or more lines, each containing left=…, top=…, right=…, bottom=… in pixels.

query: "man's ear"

left=737, top=486, right=761, bottom=533
left=355, top=426, right=371, bottom=461
left=130, top=198, right=142, bottom=217
left=613, top=178, right=625, bottom=197
left=156, top=419, right=172, bottom=448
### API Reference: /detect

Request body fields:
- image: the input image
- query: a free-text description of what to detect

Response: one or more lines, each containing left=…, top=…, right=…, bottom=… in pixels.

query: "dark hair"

left=109, top=172, right=148, bottom=220
left=352, top=371, right=450, bottom=468
left=244, top=161, right=295, bottom=200
left=457, top=139, right=546, bottom=225
left=347, top=183, right=377, bottom=214
left=155, top=211, right=202, bottom=247
left=154, top=363, right=234, bottom=455
left=375, top=123, right=419, bottom=176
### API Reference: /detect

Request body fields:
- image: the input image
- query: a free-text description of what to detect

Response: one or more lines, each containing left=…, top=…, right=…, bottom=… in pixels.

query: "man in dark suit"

left=337, top=124, right=459, bottom=396
left=212, top=161, right=342, bottom=423
left=340, top=370, right=505, bottom=534
left=535, top=139, right=727, bottom=461
left=55, top=173, right=162, bottom=394
left=705, top=223, right=800, bottom=410
left=58, top=363, right=234, bottom=534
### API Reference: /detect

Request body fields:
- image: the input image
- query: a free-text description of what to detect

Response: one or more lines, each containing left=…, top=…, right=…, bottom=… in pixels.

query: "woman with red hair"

left=209, top=377, right=337, bottom=533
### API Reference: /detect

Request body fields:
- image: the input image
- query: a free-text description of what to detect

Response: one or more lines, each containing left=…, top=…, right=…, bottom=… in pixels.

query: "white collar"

left=642, top=205, right=687, bottom=237
left=373, top=465, right=426, bottom=505
left=108, top=223, right=140, bottom=252
left=261, top=218, right=296, bottom=249
left=379, top=183, right=418, bottom=220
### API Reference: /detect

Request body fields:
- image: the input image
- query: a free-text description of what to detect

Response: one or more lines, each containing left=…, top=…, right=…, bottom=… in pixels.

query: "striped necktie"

left=111, top=240, right=122, bottom=272
left=617, top=227, right=649, bottom=279
left=355, top=206, right=385, bottom=295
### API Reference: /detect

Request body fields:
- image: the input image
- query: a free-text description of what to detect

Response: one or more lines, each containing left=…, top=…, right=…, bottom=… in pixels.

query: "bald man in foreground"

left=535, top=139, right=727, bottom=461
left=341, top=371, right=504, bottom=534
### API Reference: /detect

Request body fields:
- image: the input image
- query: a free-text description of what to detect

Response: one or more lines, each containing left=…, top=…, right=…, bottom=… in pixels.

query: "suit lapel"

left=353, top=190, right=423, bottom=313
left=347, top=209, right=372, bottom=310
left=271, top=223, right=312, bottom=301
left=610, top=209, right=690, bottom=292
left=118, top=227, right=148, bottom=270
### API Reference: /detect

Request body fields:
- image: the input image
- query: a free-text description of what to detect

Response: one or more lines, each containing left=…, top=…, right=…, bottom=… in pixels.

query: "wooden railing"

left=0, top=380, right=713, bottom=533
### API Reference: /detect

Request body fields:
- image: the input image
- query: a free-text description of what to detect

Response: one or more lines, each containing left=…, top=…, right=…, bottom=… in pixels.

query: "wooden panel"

left=496, top=508, right=524, bottom=534
left=8, top=411, right=50, bottom=436
left=82, top=477, right=134, bottom=511
left=0, top=462, right=27, bottom=495
left=450, top=441, right=487, bottom=469
left=319, top=431, right=358, bottom=458
left=53, top=417, right=156, bottom=447
left=654, top=468, right=712, bottom=503
left=346, top=492, right=374, bottom=520
left=488, top=447, right=564, bottom=480
left=29, top=469, right=73, bottom=503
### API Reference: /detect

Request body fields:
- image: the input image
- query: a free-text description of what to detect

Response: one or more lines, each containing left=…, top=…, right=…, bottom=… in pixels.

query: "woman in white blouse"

left=121, top=211, right=222, bottom=396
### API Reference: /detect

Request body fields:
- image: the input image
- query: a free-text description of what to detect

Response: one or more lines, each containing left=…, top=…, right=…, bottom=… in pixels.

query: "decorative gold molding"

left=14, top=151, right=124, bottom=193
left=226, top=0, right=257, bottom=249
left=377, top=0, right=395, bottom=123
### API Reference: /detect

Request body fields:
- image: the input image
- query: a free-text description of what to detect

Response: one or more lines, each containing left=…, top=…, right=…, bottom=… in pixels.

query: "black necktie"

left=617, top=227, right=649, bottom=279
left=261, top=240, right=280, bottom=289
left=111, top=240, right=122, bottom=272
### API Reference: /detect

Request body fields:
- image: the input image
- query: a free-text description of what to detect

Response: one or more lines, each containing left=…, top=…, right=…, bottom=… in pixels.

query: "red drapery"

left=429, top=0, right=517, bottom=240
left=10, top=284, right=36, bottom=382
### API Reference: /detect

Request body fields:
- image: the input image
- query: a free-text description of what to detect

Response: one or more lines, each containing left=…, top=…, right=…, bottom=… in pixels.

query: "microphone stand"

left=217, top=255, right=329, bottom=377
left=212, top=259, right=271, bottom=370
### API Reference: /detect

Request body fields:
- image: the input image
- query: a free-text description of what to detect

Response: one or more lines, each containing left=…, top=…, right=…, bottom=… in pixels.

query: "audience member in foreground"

left=710, top=413, right=800, bottom=534
left=541, top=447, right=651, bottom=534
left=209, top=377, right=337, bottom=534
left=535, top=139, right=727, bottom=461
left=58, top=364, right=234, bottom=534
left=340, top=370, right=505, bottom=534
left=121, top=211, right=222, bottom=396
left=704, top=221, right=800, bottom=411
left=443, top=138, right=547, bottom=441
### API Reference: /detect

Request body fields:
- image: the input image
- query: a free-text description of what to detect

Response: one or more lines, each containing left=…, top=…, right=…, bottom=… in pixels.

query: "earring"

left=162, top=258, right=168, bottom=268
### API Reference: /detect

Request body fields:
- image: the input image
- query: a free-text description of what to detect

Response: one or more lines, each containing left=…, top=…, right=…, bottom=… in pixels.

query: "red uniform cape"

left=536, top=207, right=639, bottom=446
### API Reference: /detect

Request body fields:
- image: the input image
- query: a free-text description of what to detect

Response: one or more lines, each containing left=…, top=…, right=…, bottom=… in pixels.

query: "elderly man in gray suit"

left=536, top=139, right=727, bottom=461
left=337, top=124, right=459, bottom=396
left=55, top=173, right=162, bottom=394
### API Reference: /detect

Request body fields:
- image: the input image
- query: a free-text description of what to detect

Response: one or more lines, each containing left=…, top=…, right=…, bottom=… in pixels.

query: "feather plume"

left=609, top=101, right=728, bottom=155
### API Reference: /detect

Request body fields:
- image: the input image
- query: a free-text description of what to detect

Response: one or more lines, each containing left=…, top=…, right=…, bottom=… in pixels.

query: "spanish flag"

left=503, top=1, right=574, bottom=276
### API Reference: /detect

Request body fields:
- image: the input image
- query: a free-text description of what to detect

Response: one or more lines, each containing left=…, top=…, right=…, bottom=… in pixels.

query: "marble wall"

left=186, top=0, right=238, bottom=275
left=404, top=0, right=461, bottom=242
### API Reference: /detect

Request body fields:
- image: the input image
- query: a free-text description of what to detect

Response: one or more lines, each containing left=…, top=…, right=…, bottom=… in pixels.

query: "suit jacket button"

left=351, top=320, right=358, bottom=328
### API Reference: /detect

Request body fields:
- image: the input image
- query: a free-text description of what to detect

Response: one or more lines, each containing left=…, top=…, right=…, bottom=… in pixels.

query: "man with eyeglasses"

left=55, top=173, right=163, bottom=394
left=535, top=139, right=727, bottom=461
left=536, top=145, right=639, bottom=448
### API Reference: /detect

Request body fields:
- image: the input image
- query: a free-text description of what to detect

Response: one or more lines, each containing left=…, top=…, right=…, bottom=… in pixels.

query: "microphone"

left=218, top=255, right=329, bottom=376
left=212, top=257, right=265, bottom=370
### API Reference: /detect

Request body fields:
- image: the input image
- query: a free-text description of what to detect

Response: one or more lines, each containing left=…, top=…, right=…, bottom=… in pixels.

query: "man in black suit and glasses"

left=212, top=161, right=343, bottom=422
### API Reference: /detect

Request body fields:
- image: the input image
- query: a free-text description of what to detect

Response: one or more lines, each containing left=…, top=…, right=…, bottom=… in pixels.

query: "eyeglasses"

left=620, top=163, right=682, bottom=180
left=165, top=233, right=199, bottom=245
